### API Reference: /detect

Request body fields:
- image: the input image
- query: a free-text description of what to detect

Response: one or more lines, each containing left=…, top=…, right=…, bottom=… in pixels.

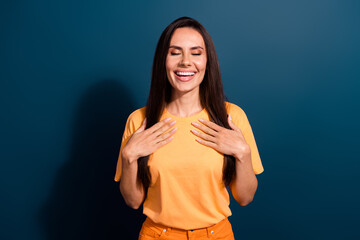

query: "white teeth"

left=176, top=71, right=195, bottom=76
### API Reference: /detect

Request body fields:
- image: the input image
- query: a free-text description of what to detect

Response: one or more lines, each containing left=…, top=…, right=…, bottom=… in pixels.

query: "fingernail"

left=171, top=127, right=177, bottom=132
left=198, top=118, right=204, bottom=122
left=192, top=122, right=199, bottom=126
left=169, top=120, right=176, bottom=126
left=191, top=129, right=198, bottom=134
left=164, top=117, right=171, bottom=122
left=228, top=114, right=232, bottom=120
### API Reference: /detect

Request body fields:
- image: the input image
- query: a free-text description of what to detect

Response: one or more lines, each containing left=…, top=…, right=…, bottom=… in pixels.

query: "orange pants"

left=138, top=217, right=235, bottom=240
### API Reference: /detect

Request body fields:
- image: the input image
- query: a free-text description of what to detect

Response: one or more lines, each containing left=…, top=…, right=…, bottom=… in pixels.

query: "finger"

left=195, top=138, right=218, bottom=149
left=156, top=127, right=177, bottom=143
left=149, top=117, right=172, bottom=133
left=135, top=118, right=147, bottom=133
left=191, top=121, right=218, bottom=136
left=153, top=120, right=176, bottom=136
left=156, top=135, right=174, bottom=147
left=190, top=129, right=216, bottom=143
left=198, top=118, right=222, bottom=132
left=227, top=115, right=239, bottom=131
left=227, top=115, right=246, bottom=139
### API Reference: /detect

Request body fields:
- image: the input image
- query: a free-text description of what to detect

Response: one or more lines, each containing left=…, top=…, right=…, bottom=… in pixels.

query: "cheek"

left=195, top=58, right=207, bottom=72
left=165, top=61, right=172, bottom=76
left=166, top=57, right=177, bottom=72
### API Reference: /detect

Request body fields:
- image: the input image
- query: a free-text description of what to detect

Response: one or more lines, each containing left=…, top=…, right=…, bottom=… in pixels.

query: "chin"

left=172, top=86, right=200, bottom=95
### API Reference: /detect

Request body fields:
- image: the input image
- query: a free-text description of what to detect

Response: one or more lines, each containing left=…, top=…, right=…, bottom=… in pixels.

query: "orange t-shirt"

left=114, top=102, right=264, bottom=229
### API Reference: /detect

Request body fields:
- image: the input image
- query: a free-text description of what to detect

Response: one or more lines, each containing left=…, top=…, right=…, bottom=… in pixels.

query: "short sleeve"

left=226, top=102, right=264, bottom=175
left=114, top=107, right=146, bottom=182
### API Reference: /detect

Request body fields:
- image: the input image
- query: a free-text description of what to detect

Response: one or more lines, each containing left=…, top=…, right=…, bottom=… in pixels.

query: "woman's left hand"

left=191, top=115, right=251, bottom=160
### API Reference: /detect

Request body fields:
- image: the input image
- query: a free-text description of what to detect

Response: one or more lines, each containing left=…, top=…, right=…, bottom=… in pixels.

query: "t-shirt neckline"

left=164, top=107, right=207, bottom=121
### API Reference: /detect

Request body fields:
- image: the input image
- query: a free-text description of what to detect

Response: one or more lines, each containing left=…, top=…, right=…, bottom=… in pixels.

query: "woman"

left=114, top=16, right=264, bottom=240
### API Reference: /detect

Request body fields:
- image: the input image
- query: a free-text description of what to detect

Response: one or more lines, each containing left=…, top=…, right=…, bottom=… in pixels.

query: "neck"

left=167, top=89, right=203, bottom=117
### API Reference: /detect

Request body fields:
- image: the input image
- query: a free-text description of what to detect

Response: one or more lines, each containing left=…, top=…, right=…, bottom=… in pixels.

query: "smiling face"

left=166, top=27, right=207, bottom=98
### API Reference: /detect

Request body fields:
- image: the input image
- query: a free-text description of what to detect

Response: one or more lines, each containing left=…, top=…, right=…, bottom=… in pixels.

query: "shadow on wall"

left=39, top=79, right=145, bottom=239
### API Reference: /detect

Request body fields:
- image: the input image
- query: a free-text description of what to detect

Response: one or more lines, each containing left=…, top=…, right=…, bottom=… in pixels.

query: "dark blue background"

left=1, top=0, right=359, bottom=239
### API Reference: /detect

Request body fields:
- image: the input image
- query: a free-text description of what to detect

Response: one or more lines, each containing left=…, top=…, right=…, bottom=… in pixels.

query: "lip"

left=174, top=70, right=197, bottom=82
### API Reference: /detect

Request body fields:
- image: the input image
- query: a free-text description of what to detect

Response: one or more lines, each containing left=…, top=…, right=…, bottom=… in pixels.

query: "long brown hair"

left=138, top=16, right=236, bottom=195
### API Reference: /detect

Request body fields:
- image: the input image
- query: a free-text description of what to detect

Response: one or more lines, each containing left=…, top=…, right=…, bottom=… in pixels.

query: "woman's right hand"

left=122, top=117, right=176, bottom=163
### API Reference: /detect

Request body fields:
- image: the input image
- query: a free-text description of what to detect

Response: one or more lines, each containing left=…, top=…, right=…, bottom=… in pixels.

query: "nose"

left=180, top=52, right=191, bottom=66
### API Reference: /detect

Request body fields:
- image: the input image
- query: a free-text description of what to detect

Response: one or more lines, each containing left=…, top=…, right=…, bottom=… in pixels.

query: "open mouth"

left=174, top=71, right=197, bottom=82
left=175, top=71, right=196, bottom=77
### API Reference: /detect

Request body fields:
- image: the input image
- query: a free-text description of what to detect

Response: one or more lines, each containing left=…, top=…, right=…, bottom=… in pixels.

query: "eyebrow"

left=169, top=45, right=204, bottom=50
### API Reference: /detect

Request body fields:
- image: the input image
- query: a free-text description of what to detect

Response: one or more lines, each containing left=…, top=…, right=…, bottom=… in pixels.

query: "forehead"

left=169, top=27, right=205, bottom=48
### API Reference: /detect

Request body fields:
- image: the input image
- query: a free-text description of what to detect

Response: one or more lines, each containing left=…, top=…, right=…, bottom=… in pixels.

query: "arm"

left=117, top=117, right=176, bottom=209
left=191, top=114, right=261, bottom=207
left=229, top=148, right=258, bottom=206
left=119, top=148, right=145, bottom=209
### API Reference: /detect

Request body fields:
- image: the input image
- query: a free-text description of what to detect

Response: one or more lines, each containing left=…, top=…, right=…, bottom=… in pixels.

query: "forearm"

left=119, top=150, right=145, bottom=209
left=230, top=149, right=258, bottom=206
